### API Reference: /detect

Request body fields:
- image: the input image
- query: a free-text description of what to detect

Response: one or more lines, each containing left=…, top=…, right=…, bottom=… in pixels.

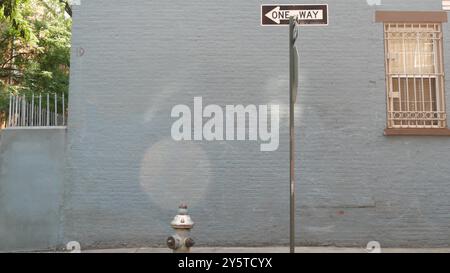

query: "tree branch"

left=1, top=52, right=31, bottom=68
left=59, top=0, right=72, bottom=17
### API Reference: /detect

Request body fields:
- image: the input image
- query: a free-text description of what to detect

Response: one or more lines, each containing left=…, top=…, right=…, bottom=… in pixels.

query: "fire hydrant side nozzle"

left=167, top=204, right=195, bottom=253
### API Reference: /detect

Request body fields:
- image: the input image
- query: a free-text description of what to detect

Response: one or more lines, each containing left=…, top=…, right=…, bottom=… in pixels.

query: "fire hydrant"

left=166, top=204, right=195, bottom=253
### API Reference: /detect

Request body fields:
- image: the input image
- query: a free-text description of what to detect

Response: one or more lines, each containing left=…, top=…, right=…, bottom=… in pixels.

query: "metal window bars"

left=444, top=1, right=450, bottom=11
left=384, top=23, right=447, bottom=129
left=7, top=93, right=67, bottom=128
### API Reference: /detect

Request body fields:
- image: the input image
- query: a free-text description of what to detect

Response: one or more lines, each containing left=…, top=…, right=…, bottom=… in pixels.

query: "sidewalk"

left=77, top=247, right=450, bottom=253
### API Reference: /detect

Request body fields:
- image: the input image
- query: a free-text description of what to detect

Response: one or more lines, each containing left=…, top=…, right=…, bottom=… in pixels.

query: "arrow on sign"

left=265, top=6, right=324, bottom=24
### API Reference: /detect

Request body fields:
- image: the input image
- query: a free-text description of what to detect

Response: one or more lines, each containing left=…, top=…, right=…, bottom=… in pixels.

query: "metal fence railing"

left=7, top=93, right=67, bottom=128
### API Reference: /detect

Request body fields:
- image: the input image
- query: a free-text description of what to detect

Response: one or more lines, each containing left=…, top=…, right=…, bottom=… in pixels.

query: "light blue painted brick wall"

left=63, top=0, right=450, bottom=248
left=0, top=129, right=66, bottom=251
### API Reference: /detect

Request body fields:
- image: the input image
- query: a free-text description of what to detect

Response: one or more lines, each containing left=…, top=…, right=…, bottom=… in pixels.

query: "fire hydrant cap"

left=171, top=204, right=194, bottom=229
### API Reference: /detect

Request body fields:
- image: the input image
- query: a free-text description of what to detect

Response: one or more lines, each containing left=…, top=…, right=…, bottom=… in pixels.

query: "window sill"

left=384, top=128, right=450, bottom=136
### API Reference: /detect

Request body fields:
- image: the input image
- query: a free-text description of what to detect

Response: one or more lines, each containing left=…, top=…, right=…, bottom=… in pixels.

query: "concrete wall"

left=0, top=128, right=66, bottom=251
left=62, top=0, right=450, bottom=248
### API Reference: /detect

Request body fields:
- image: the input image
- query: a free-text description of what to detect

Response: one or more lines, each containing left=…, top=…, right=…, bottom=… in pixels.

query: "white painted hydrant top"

left=170, top=204, right=194, bottom=229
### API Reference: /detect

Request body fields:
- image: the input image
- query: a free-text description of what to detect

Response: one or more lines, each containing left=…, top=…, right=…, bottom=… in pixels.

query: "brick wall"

left=63, top=0, right=450, bottom=248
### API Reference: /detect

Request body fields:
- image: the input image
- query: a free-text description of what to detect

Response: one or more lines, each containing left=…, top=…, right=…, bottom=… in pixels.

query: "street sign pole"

left=261, top=4, right=327, bottom=254
left=289, top=16, right=299, bottom=254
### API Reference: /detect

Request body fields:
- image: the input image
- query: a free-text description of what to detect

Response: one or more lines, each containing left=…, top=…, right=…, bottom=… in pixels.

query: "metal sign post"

left=261, top=4, right=328, bottom=254
left=289, top=16, right=299, bottom=254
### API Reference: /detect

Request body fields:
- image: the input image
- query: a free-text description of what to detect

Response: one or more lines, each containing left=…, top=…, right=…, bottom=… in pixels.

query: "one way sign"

left=261, top=4, right=328, bottom=26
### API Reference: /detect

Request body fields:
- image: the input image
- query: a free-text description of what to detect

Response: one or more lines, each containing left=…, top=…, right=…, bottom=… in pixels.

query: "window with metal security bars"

left=384, top=23, right=447, bottom=129
left=444, top=1, right=450, bottom=11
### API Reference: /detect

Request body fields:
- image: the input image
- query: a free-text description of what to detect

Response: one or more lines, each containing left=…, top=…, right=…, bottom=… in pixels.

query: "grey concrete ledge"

left=36, top=247, right=450, bottom=254
left=3, top=126, right=67, bottom=130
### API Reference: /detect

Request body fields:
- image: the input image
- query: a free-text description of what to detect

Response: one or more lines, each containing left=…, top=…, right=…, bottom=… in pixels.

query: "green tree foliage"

left=0, top=0, right=71, bottom=123
left=0, top=0, right=33, bottom=40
